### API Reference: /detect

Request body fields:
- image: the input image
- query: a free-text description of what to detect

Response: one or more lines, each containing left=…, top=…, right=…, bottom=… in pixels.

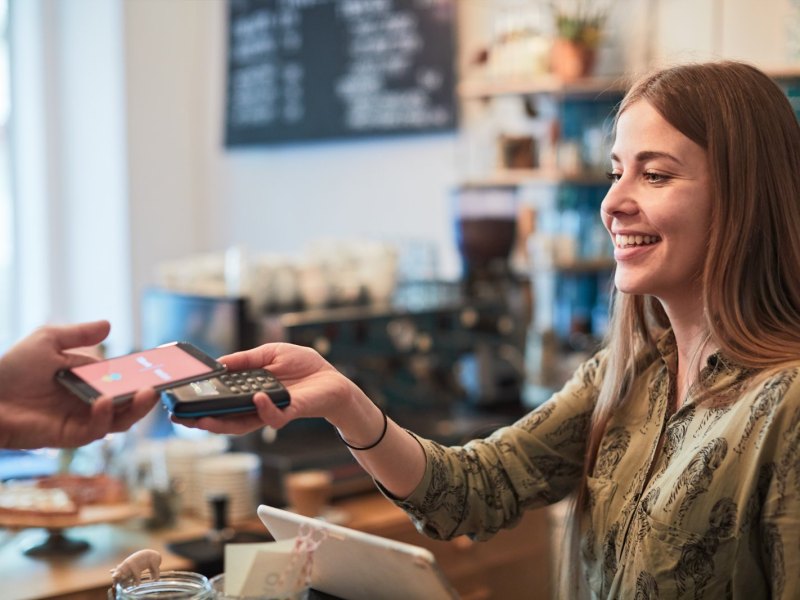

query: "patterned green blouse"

left=391, top=333, right=800, bottom=598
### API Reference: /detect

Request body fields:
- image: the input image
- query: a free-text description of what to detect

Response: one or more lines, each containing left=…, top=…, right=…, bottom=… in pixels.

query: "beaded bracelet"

left=335, top=406, right=388, bottom=451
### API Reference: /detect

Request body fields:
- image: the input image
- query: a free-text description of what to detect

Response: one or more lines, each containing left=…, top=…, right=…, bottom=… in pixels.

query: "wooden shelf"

left=459, top=68, right=800, bottom=100
left=461, top=168, right=610, bottom=188
left=552, top=258, right=615, bottom=273
left=0, top=502, right=143, bottom=531
left=1, top=493, right=554, bottom=600
left=765, top=68, right=800, bottom=81
left=458, top=74, right=629, bottom=100
left=0, top=512, right=204, bottom=600
left=458, top=67, right=800, bottom=100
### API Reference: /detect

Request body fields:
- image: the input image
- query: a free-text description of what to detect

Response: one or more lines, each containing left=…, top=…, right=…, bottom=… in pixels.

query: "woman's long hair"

left=563, top=61, right=800, bottom=595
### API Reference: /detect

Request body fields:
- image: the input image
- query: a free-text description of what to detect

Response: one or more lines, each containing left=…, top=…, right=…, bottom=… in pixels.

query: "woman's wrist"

left=336, top=405, right=387, bottom=450
left=326, top=384, right=386, bottom=449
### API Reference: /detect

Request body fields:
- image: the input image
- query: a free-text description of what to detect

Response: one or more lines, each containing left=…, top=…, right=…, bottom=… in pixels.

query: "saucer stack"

left=164, top=436, right=229, bottom=515
left=195, top=452, right=261, bottom=524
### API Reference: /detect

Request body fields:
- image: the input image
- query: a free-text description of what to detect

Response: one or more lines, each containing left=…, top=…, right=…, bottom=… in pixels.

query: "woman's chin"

left=613, top=276, right=647, bottom=296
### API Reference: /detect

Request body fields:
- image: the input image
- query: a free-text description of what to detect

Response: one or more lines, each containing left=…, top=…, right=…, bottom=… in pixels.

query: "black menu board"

left=225, top=0, right=456, bottom=146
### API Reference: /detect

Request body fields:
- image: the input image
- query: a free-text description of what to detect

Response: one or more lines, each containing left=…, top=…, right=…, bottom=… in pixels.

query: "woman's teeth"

left=615, top=234, right=660, bottom=248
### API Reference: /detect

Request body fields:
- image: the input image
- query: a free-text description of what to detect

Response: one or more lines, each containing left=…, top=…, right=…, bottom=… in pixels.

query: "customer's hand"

left=0, top=321, right=159, bottom=449
left=172, top=342, right=364, bottom=435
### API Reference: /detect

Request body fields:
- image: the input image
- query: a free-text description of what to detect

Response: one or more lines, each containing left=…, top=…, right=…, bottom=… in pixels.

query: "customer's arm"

left=0, top=321, right=159, bottom=449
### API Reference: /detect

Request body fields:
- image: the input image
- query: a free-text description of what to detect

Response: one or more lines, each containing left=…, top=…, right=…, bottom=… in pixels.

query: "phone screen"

left=69, top=345, right=217, bottom=398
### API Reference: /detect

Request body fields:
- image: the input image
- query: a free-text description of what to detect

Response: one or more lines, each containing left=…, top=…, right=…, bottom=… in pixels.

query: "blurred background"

left=0, top=2, right=798, bottom=597
left=1, top=0, right=797, bottom=355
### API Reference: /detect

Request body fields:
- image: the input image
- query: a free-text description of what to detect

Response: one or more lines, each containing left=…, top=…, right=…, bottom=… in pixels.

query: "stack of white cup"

left=164, top=436, right=229, bottom=515
left=195, top=452, right=261, bottom=524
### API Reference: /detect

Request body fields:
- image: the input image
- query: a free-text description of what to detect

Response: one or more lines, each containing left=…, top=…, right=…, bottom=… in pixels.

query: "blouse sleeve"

left=387, top=350, right=605, bottom=541
left=760, top=390, right=800, bottom=599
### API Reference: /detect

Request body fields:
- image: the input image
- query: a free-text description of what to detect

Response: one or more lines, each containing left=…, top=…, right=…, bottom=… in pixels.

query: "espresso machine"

left=235, top=188, right=530, bottom=502
left=233, top=281, right=527, bottom=506
left=143, top=185, right=529, bottom=504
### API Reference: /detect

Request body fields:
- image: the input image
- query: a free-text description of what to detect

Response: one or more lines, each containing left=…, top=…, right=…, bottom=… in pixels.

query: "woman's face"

left=600, top=100, right=711, bottom=306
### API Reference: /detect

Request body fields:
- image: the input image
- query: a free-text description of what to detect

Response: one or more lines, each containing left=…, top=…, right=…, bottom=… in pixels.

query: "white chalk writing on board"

left=225, top=0, right=455, bottom=145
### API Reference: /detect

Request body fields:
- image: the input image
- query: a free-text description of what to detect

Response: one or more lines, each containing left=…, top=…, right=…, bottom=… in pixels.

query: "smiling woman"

left=564, top=60, right=800, bottom=597
left=177, top=61, right=800, bottom=600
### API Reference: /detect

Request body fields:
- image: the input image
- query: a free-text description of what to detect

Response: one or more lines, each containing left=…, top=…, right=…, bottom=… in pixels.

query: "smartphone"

left=161, top=368, right=291, bottom=418
left=56, top=342, right=227, bottom=404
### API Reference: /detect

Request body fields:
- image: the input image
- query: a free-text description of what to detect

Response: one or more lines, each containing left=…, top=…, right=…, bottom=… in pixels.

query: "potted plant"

left=549, top=0, right=608, bottom=80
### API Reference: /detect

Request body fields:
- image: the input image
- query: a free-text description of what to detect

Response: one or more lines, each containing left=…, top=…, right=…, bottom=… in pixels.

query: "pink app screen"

left=71, top=345, right=213, bottom=397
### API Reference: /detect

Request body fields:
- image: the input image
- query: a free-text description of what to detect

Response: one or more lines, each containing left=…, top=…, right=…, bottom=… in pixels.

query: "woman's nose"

left=600, top=179, right=638, bottom=218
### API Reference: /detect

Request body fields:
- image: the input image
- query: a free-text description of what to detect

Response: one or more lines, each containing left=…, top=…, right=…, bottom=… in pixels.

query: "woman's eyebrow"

left=610, top=150, right=684, bottom=166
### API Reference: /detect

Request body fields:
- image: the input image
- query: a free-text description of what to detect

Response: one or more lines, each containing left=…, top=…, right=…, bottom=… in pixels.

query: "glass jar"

left=113, top=571, right=214, bottom=599
left=209, top=573, right=309, bottom=600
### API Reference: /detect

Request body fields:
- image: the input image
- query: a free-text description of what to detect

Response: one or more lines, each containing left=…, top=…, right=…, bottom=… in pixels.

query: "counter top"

left=0, top=514, right=206, bottom=600
left=0, top=494, right=410, bottom=600
left=1, top=493, right=554, bottom=600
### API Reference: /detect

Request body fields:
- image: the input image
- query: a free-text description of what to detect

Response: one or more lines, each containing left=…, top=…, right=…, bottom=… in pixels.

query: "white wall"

left=121, top=0, right=462, bottom=349
left=9, top=0, right=59, bottom=337
left=10, top=0, right=800, bottom=351
left=123, top=0, right=213, bottom=349
left=10, top=0, right=132, bottom=352
left=654, top=0, right=800, bottom=69
left=60, top=0, right=131, bottom=347
left=195, top=0, right=460, bottom=259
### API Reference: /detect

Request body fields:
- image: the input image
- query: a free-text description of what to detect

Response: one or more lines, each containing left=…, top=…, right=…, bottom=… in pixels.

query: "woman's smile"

left=613, top=232, right=662, bottom=260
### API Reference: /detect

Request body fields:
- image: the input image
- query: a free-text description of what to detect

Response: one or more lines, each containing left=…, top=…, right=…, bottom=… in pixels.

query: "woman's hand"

left=172, top=343, right=363, bottom=435
left=176, top=342, right=427, bottom=499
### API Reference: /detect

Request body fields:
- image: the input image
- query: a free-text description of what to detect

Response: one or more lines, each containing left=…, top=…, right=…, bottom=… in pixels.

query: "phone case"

left=56, top=342, right=226, bottom=404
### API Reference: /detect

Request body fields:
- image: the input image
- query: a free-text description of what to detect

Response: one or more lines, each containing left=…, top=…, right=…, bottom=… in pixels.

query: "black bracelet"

left=336, top=406, right=388, bottom=451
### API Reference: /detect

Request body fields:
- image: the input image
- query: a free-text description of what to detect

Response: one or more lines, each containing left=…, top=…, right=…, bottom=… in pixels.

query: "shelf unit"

left=460, top=167, right=609, bottom=188
left=458, top=73, right=629, bottom=100
left=551, top=258, right=616, bottom=273
left=459, top=68, right=800, bottom=186
left=457, top=68, right=800, bottom=401
left=457, top=73, right=626, bottom=188
left=764, top=68, right=800, bottom=80
left=456, top=73, right=625, bottom=403
left=460, top=68, right=800, bottom=100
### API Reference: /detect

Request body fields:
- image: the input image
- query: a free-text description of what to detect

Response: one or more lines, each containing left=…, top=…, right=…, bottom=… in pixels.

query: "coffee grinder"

left=452, top=185, right=528, bottom=407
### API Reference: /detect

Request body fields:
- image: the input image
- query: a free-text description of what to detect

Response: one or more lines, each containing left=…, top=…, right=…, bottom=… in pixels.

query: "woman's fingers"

left=217, top=345, right=279, bottom=372
left=171, top=413, right=266, bottom=435
left=170, top=391, right=293, bottom=435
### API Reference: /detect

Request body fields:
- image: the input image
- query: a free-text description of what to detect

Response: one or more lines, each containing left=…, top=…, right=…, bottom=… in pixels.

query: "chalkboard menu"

left=225, top=0, right=456, bottom=146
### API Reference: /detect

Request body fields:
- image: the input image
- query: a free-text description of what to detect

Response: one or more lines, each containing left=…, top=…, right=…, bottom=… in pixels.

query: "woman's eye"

left=644, top=171, right=669, bottom=183
left=605, top=171, right=621, bottom=183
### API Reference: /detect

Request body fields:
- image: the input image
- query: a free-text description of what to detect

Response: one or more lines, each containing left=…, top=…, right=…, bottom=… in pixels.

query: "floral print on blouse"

left=391, top=332, right=800, bottom=598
